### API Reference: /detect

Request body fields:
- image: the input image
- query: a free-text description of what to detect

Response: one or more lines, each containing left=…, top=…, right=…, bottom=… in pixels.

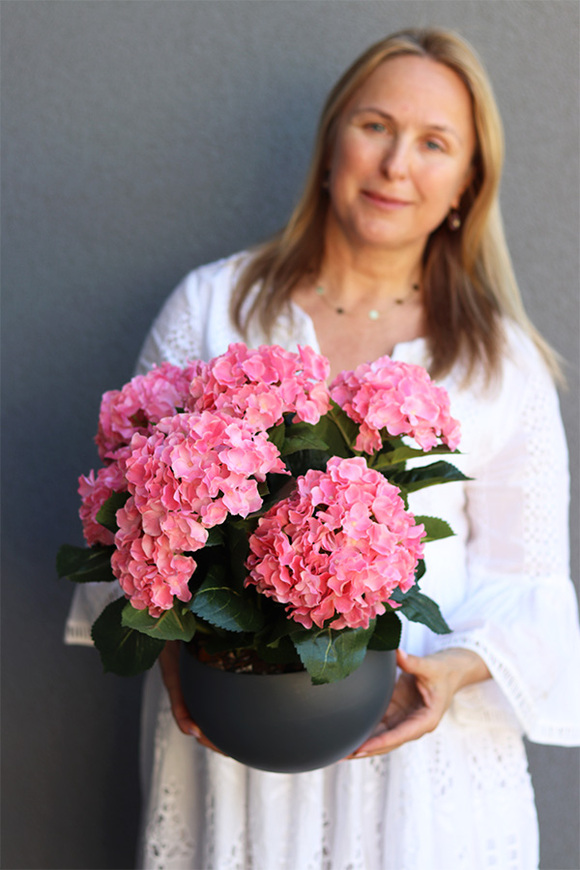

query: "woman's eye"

left=425, top=139, right=444, bottom=152
left=366, top=122, right=386, bottom=133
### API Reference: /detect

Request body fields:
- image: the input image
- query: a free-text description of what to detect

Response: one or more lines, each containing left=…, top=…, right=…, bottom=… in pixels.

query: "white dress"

left=66, top=252, right=580, bottom=870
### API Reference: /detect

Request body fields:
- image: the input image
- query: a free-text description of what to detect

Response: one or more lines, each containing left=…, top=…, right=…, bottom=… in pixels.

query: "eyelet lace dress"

left=65, top=253, right=580, bottom=870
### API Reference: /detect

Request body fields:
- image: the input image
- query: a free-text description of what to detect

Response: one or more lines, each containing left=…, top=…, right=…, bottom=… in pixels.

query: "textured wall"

left=2, top=2, right=578, bottom=868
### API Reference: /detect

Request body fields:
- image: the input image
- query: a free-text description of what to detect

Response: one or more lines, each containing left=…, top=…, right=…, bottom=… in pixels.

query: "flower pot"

left=180, top=645, right=396, bottom=773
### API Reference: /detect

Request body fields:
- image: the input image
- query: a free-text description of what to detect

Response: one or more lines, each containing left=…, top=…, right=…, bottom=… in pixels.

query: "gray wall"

left=2, top=2, right=578, bottom=868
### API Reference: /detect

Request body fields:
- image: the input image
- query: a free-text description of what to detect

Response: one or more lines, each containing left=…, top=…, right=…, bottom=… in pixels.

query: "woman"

left=67, top=28, right=580, bottom=869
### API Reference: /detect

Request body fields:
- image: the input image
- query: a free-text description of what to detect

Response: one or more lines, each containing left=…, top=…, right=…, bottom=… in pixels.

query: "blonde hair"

left=232, top=28, right=562, bottom=384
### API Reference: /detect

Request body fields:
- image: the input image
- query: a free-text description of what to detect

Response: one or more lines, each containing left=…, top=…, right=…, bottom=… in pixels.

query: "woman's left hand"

left=349, top=647, right=491, bottom=759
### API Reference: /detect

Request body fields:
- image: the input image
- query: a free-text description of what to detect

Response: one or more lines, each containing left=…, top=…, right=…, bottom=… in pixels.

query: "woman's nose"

left=381, top=139, right=409, bottom=180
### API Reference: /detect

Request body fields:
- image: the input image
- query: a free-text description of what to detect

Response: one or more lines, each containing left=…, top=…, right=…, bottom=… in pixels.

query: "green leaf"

left=91, top=597, right=165, bottom=676
left=250, top=475, right=297, bottom=515
left=258, top=611, right=304, bottom=646
left=390, top=585, right=451, bottom=635
left=292, top=624, right=375, bottom=684
left=321, top=402, right=360, bottom=455
left=368, top=610, right=402, bottom=650
left=204, top=525, right=225, bottom=547
left=389, top=461, right=470, bottom=494
left=267, top=421, right=286, bottom=452
left=279, top=422, right=329, bottom=456
left=56, top=544, right=116, bottom=583
left=223, top=520, right=253, bottom=586
left=372, top=442, right=455, bottom=469
left=95, top=491, right=131, bottom=532
left=190, top=564, right=265, bottom=633
left=253, top=634, right=302, bottom=666
left=283, top=449, right=330, bottom=479
left=414, top=515, right=455, bottom=542
left=121, top=601, right=197, bottom=642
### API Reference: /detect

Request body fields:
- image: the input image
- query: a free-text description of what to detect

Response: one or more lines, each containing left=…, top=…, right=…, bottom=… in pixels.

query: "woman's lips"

left=361, top=190, right=412, bottom=209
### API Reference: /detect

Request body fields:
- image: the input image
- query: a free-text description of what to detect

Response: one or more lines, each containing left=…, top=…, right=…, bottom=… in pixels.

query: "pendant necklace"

left=315, top=282, right=420, bottom=321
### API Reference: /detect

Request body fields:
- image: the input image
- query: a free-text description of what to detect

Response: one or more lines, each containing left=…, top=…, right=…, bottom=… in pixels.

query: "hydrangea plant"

left=58, top=343, right=466, bottom=683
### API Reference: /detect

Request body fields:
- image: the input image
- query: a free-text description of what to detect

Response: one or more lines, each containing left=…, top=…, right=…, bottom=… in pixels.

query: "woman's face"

left=325, top=55, right=477, bottom=256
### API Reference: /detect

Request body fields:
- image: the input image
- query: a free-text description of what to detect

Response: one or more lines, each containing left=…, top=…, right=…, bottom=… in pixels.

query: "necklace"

left=315, top=282, right=420, bottom=321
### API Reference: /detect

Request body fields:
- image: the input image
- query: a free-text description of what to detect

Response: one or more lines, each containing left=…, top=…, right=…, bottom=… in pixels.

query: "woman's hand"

left=158, top=641, right=224, bottom=753
left=349, top=647, right=491, bottom=759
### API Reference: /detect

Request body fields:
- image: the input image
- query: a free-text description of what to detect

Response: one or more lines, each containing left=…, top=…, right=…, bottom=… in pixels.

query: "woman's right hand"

left=158, top=640, right=224, bottom=753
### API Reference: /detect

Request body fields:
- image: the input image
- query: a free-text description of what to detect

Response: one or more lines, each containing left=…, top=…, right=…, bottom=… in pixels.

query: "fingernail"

left=189, top=725, right=201, bottom=739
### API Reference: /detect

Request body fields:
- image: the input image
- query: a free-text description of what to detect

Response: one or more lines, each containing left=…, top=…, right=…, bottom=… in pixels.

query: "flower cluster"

left=62, top=342, right=459, bottom=680
left=245, top=457, right=425, bottom=630
left=78, top=344, right=331, bottom=616
left=330, top=356, right=461, bottom=454
left=189, top=342, right=331, bottom=428
left=78, top=464, right=127, bottom=547
left=112, top=412, right=288, bottom=614
left=95, top=361, right=200, bottom=460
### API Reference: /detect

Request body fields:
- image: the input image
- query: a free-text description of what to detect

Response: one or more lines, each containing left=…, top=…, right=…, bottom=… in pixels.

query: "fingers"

left=159, top=642, right=201, bottom=737
left=348, top=649, right=451, bottom=760
left=158, top=642, right=225, bottom=754
left=350, top=703, right=438, bottom=758
left=396, top=647, right=430, bottom=677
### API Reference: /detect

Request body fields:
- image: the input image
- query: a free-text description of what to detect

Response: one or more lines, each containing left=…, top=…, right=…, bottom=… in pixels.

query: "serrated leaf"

left=121, top=601, right=197, bottom=642
left=390, top=585, right=451, bottom=635
left=56, top=544, right=116, bottom=582
left=95, top=491, right=131, bottom=532
left=190, top=564, right=265, bottom=633
left=414, top=515, right=454, bottom=542
left=292, top=624, right=375, bottom=684
left=368, top=610, right=402, bottom=651
left=389, top=461, right=470, bottom=494
left=91, top=597, right=165, bottom=675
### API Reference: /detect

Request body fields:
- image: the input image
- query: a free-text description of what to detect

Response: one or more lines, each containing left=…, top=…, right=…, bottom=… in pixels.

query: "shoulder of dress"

left=443, top=320, right=561, bottom=464
left=179, top=250, right=253, bottom=297
left=501, top=320, right=553, bottom=383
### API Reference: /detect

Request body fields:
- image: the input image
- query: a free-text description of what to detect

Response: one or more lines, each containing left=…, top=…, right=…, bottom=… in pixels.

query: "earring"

left=448, top=209, right=461, bottom=231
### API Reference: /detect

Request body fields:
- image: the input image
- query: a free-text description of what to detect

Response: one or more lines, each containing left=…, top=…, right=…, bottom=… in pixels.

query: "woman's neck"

left=318, top=228, right=425, bottom=310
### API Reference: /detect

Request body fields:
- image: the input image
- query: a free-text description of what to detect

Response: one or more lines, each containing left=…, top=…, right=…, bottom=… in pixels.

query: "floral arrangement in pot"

left=59, top=342, right=467, bottom=770
left=58, top=343, right=465, bottom=688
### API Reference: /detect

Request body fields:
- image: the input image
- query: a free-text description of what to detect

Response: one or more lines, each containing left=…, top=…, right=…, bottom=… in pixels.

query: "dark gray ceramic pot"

left=180, top=646, right=396, bottom=773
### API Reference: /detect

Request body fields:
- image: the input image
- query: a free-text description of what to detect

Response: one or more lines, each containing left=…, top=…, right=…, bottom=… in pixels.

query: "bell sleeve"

left=436, top=340, right=580, bottom=746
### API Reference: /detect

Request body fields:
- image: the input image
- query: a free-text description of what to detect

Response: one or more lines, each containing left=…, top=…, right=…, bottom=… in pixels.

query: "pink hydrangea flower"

left=110, top=406, right=289, bottom=616
left=189, top=343, right=331, bottom=428
left=112, top=498, right=195, bottom=616
left=96, top=361, right=201, bottom=460
left=330, top=356, right=461, bottom=453
left=245, top=456, right=425, bottom=630
left=78, top=462, right=127, bottom=546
